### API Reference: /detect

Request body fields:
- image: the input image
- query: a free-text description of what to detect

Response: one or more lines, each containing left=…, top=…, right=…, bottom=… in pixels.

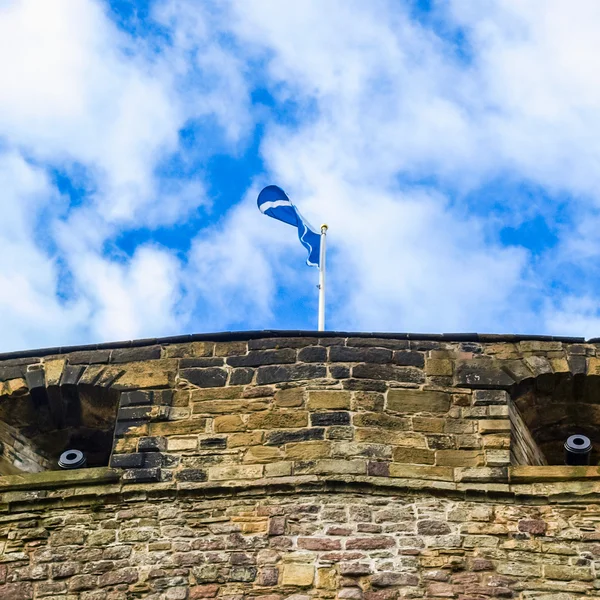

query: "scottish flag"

left=257, top=185, right=321, bottom=267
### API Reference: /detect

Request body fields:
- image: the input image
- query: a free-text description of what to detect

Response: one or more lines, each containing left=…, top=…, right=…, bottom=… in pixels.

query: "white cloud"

left=4, top=0, right=600, bottom=350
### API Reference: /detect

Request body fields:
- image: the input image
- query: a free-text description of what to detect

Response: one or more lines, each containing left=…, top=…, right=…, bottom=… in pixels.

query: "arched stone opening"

left=0, top=364, right=120, bottom=474
left=510, top=370, right=600, bottom=465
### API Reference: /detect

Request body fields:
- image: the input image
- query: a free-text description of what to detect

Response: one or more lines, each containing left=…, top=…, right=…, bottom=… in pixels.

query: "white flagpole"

left=318, top=224, right=328, bottom=331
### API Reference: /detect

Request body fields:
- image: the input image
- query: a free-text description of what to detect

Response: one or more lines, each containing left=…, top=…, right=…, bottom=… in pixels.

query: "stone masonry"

left=0, top=331, right=599, bottom=598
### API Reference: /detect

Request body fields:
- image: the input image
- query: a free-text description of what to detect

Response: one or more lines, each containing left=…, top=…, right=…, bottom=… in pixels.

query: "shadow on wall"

left=511, top=372, right=600, bottom=466
left=0, top=377, right=119, bottom=474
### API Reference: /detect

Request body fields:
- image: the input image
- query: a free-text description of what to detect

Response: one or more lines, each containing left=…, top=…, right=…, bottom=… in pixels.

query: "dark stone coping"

left=0, top=330, right=588, bottom=362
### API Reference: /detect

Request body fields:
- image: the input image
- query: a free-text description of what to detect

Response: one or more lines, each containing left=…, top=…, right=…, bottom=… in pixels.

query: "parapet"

left=0, top=331, right=599, bottom=598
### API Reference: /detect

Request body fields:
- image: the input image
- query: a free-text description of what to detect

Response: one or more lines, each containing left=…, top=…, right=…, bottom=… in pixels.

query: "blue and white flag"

left=257, top=185, right=321, bottom=267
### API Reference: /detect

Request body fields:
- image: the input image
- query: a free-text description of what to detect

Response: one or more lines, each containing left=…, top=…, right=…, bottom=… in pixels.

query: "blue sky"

left=2, top=0, right=600, bottom=351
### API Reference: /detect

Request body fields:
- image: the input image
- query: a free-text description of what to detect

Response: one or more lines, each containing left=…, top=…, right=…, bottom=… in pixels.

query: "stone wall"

left=0, top=332, right=599, bottom=598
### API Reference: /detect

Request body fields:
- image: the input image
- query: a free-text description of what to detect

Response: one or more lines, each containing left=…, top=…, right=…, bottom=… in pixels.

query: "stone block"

left=346, top=536, right=395, bottom=550
left=163, top=341, right=214, bottom=358
left=393, top=447, right=435, bottom=464
left=111, top=346, right=161, bottom=363
left=394, top=351, right=425, bottom=368
left=388, top=464, right=454, bottom=481
left=180, top=357, right=225, bottom=367
left=281, top=564, right=314, bottom=587
left=307, top=391, right=351, bottom=410
left=112, top=360, right=176, bottom=389
left=472, top=390, right=508, bottom=406
left=214, top=341, right=248, bottom=356
left=180, top=368, right=228, bottom=388
left=150, top=418, right=207, bottom=436
left=484, top=449, right=510, bottom=466
left=412, top=417, right=445, bottom=433
left=257, top=364, right=326, bottom=385
left=479, top=420, right=510, bottom=434
left=243, top=446, right=282, bottom=463
left=167, top=437, right=198, bottom=451
left=311, top=411, right=351, bottom=426
left=298, top=346, right=327, bottom=362
left=387, top=390, right=451, bottom=414
left=227, top=349, right=297, bottom=367
left=230, top=368, right=254, bottom=385
left=213, top=415, right=246, bottom=433
left=247, top=411, right=308, bottom=430
left=275, top=387, right=304, bottom=407
left=454, top=359, right=515, bottom=388
left=353, top=412, right=409, bottom=430
left=425, top=359, right=454, bottom=377
left=356, top=428, right=426, bottom=447
left=200, top=437, right=226, bottom=449
left=311, top=459, right=367, bottom=475
left=228, top=431, right=264, bottom=447
left=543, top=565, right=593, bottom=581
left=330, top=346, right=392, bottom=363
left=435, top=450, right=484, bottom=467
left=208, top=464, right=264, bottom=480
left=352, top=363, right=424, bottom=383
left=265, top=461, right=293, bottom=477
left=285, top=441, right=331, bottom=461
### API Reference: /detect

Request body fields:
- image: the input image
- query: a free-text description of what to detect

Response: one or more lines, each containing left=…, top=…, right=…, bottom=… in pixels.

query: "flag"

left=257, top=185, right=321, bottom=267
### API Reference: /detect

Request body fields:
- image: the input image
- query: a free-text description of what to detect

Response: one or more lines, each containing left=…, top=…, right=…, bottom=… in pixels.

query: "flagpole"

left=318, top=224, right=328, bottom=331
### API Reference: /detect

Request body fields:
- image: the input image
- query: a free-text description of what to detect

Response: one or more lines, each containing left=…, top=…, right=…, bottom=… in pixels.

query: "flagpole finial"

left=320, top=224, right=328, bottom=233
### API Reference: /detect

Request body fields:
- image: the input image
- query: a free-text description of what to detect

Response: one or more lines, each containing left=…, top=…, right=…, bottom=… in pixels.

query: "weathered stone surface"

left=180, top=368, right=228, bottom=388
left=227, top=349, right=297, bottom=368
left=307, top=391, right=351, bottom=410
left=387, top=390, right=450, bottom=414
left=257, top=364, right=326, bottom=385
left=329, top=346, right=392, bottom=363
left=352, top=363, right=425, bottom=383
left=454, top=359, right=515, bottom=388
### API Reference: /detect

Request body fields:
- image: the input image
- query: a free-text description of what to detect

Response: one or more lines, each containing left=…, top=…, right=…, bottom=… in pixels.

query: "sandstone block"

left=311, top=459, right=367, bottom=475
left=311, top=411, right=351, bottom=426
left=281, top=563, right=314, bottom=587
left=484, top=449, right=510, bottom=466
left=387, top=390, right=451, bottom=414
left=316, top=566, right=337, bottom=589
left=298, top=538, right=341, bottom=551
left=285, top=441, right=331, bottom=461
left=543, top=565, right=593, bottom=581
left=257, top=364, right=326, bottom=385
left=412, top=417, right=445, bottom=433
left=353, top=363, right=424, bottom=383
left=388, top=464, right=453, bottom=481
left=227, top=348, right=296, bottom=367
left=208, top=464, right=264, bottom=480
left=275, top=387, right=304, bottom=407
left=346, top=536, right=395, bottom=550
left=214, top=341, right=248, bottom=356
left=167, top=437, right=198, bottom=451
left=228, top=431, right=264, bottom=447
left=112, top=360, right=176, bottom=389
left=393, top=447, right=435, bottom=464
left=247, top=411, right=308, bottom=430
left=193, top=399, right=269, bottom=414
left=265, top=461, right=293, bottom=477
left=307, top=391, right=351, bottom=410
left=266, top=427, right=325, bottom=446
left=479, top=420, right=510, bottom=434
left=454, top=359, right=514, bottom=389
left=243, top=446, right=282, bottom=463
left=299, top=346, right=327, bottom=362
left=163, top=341, right=214, bottom=358
left=353, top=412, right=409, bottom=430
left=425, top=359, right=453, bottom=376
left=355, top=428, right=426, bottom=447
left=213, top=415, right=245, bottom=433
left=181, top=368, right=227, bottom=388
left=436, top=450, right=484, bottom=467
left=330, top=346, right=392, bottom=363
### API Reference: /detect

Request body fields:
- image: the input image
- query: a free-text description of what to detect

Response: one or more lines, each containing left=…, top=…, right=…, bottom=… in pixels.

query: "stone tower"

left=0, top=331, right=598, bottom=599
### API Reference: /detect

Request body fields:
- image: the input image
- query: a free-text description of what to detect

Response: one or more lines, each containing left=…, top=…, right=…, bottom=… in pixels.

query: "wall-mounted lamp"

left=564, top=435, right=592, bottom=466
